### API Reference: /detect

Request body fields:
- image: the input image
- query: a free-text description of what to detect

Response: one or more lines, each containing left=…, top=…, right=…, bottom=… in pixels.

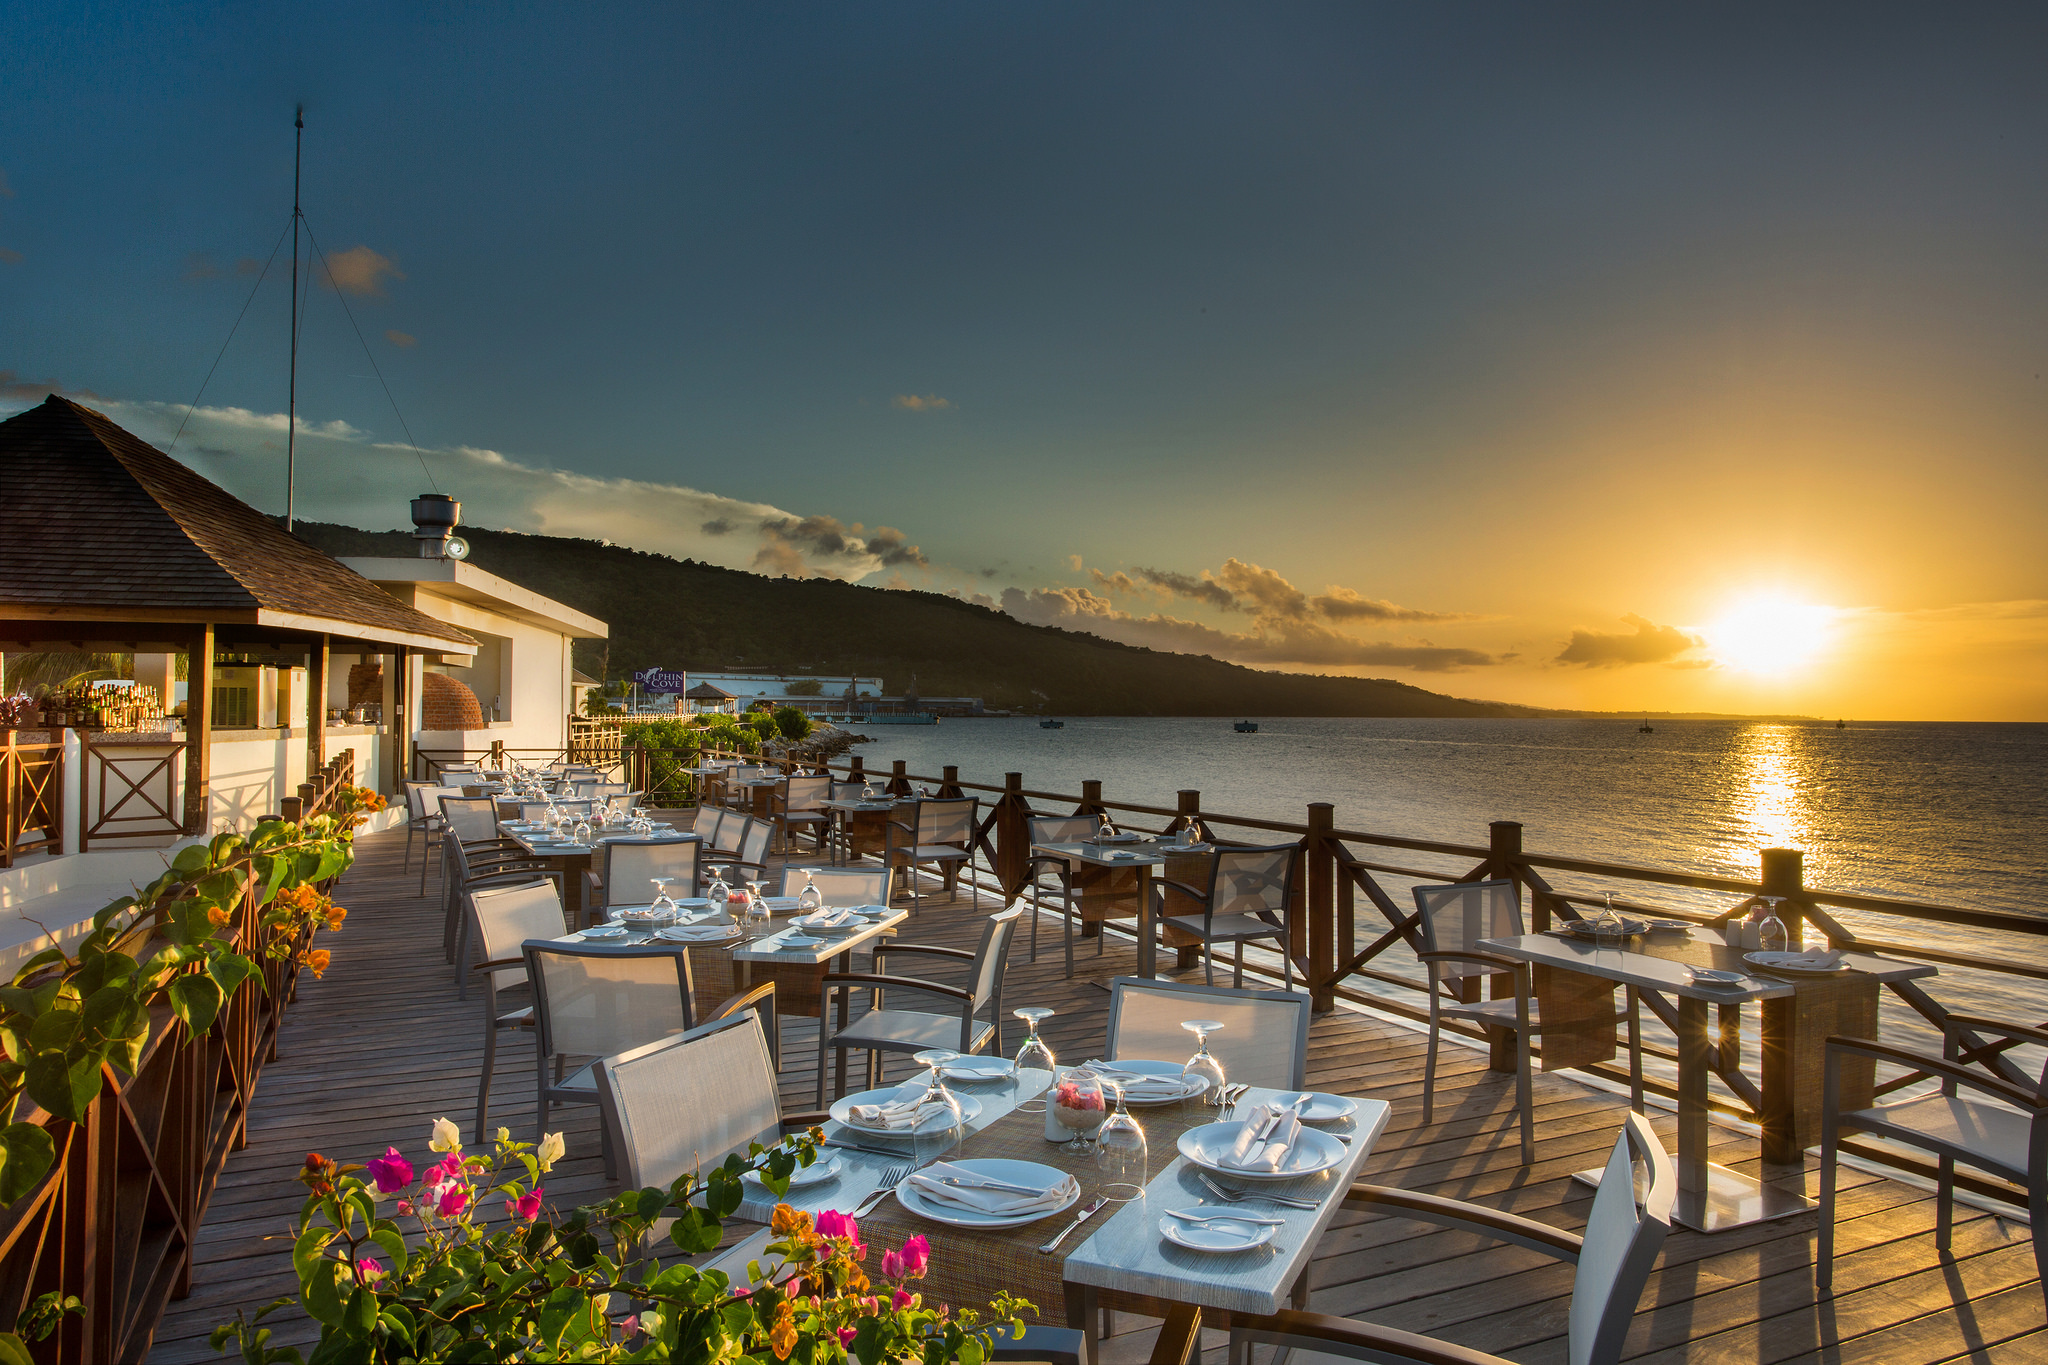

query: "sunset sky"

left=3, top=4, right=2043, bottom=720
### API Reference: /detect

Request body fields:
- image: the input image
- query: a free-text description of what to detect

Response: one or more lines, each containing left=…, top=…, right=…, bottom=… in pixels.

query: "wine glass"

left=649, top=877, right=676, bottom=919
left=910, top=1049, right=969, bottom=1165
left=705, top=864, right=730, bottom=914
left=1096, top=812, right=1116, bottom=842
left=1012, top=1007, right=1056, bottom=1113
left=571, top=818, right=592, bottom=846
left=796, top=870, right=821, bottom=916
left=860, top=779, right=876, bottom=801
left=1052, top=1069, right=1109, bottom=1152
left=1756, top=897, right=1790, bottom=954
left=1180, top=1020, right=1227, bottom=1113
left=1094, top=1081, right=1147, bottom=1201
left=1593, top=892, right=1626, bottom=946
left=744, top=881, right=772, bottom=939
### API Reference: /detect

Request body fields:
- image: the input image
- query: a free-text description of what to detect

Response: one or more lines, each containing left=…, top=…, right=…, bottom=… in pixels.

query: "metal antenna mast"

left=286, top=104, right=304, bottom=531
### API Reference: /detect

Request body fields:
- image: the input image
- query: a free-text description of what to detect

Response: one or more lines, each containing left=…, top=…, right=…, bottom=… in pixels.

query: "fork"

left=1196, top=1171, right=1319, bottom=1210
left=852, top=1166, right=908, bottom=1217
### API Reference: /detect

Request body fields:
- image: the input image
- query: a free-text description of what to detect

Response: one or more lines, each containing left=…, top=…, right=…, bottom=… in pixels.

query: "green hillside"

left=293, top=521, right=1543, bottom=718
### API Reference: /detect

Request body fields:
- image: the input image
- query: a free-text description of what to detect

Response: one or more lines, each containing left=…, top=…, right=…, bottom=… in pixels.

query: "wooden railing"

left=78, top=733, right=186, bottom=850
left=279, top=749, right=359, bottom=823
left=692, top=747, right=2048, bottom=1206
left=0, top=734, right=62, bottom=868
left=0, top=763, right=353, bottom=1363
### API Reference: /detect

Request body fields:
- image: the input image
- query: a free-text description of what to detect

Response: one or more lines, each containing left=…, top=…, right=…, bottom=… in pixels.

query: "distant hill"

left=293, top=521, right=1547, bottom=718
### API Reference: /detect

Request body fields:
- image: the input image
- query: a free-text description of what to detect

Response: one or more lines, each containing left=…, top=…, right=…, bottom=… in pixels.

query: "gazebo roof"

left=0, top=396, right=474, bottom=654
left=684, top=682, right=737, bottom=700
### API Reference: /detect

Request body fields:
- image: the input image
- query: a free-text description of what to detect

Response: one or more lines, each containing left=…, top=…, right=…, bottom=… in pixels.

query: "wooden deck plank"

left=143, top=823, right=2041, bottom=1364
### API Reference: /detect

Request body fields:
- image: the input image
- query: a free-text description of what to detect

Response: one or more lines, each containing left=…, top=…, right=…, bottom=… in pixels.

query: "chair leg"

left=1423, top=1000, right=1439, bottom=1126
left=1515, top=1025, right=1534, bottom=1164
left=404, top=823, right=415, bottom=873
left=1203, top=942, right=1215, bottom=987
left=1063, top=887, right=1076, bottom=980
left=1817, top=1120, right=1840, bottom=1293
left=1626, top=985, right=1645, bottom=1114
left=456, top=920, right=473, bottom=1000
left=1935, top=1155, right=1955, bottom=1252
left=1233, top=940, right=1245, bottom=988
left=815, top=1015, right=830, bottom=1109
left=536, top=1052, right=553, bottom=1144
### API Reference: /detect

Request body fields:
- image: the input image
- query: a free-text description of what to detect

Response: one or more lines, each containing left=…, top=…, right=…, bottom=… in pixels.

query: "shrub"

left=772, top=706, right=813, bottom=741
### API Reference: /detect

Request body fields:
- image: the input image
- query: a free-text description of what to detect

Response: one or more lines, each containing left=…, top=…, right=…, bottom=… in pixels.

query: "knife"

left=1037, top=1196, right=1109, bottom=1254
left=824, top=1138, right=911, bottom=1158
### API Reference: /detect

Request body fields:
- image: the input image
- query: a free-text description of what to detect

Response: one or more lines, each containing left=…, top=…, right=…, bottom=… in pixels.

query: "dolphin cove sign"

left=632, top=668, right=689, bottom=694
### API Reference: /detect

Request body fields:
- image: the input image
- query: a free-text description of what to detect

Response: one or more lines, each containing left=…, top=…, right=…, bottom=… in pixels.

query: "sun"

left=1700, top=595, right=1840, bottom=674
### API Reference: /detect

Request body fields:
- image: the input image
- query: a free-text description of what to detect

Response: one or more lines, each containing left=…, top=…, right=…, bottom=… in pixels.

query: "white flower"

left=538, top=1131, right=566, bottom=1173
left=429, top=1117, right=461, bottom=1153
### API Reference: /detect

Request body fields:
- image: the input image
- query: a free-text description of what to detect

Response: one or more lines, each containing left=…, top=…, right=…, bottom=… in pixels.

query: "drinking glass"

left=1051, top=1069, right=1109, bottom=1152
left=1756, top=897, right=1790, bottom=954
left=1180, top=1020, right=1227, bottom=1114
left=860, top=780, right=876, bottom=801
left=1096, top=813, right=1117, bottom=841
left=796, top=870, right=821, bottom=915
left=1593, top=892, right=1626, bottom=946
left=910, top=1049, right=968, bottom=1165
left=744, top=883, right=772, bottom=940
left=571, top=819, right=592, bottom=846
left=1094, top=1082, right=1147, bottom=1201
left=1012, top=1007, right=1056, bottom=1113
left=705, top=865, right=730, bottom=913
left=649, top=877, right=676, bottom=917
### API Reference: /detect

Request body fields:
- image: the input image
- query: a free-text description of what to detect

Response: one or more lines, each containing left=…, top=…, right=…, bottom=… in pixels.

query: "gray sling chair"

left=466, top=878, right=570, bottom=1143
left=1148, top=842, right=1299, bottom=988
left=1818, top=1014, right=2048, bottom=1308
left=584, top=837, right=701, bottom=923
left=1019, top=815, right=1098, bottom=975
left=824, top=780, right=870, bottom=862
left=1197, top=1113, right=1674, bottom=1365
left=1412, top=879, right=1637, bottom=1167
left=769, top=773, right=833, bottom=855
left=517, top=940, right=700, bottom=1170
left=1104, top=976, right=1312, bottom=1090
left=883, top=797, right=982, bottom=915
left=779, top=865, right=890, bottom=907
left=402, top=780, right=449, bottom=881
left=699, top=815, right=772, bottom=891
left=435, top=793, right=527, bottom=899
left=814, top=906, right=1022, bottom=1106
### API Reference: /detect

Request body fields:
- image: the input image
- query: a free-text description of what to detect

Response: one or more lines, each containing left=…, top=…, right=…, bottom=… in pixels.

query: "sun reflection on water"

left=1736, top=725, right=1812, bottom=853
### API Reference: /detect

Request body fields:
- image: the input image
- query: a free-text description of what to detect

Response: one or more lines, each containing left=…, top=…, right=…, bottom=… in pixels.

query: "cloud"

left=1066, top=554, right=1084, bottom=572
left=1115, top=559, right=1468, bottom=624
left=892, top=394, right=952, bottom=411
left=184, top=252, right=219, bottom=280
left=1555, top=614, right=1706, bottom=668
left=0, top=386, right=933, bottom=586
left=1309, top=585, right=1461, bottom=623
left=321, top=245, right=404, bottom=297
left=979, top=567, right=999, bottom=579
left=385, top=329, right=417, bottom=348
left=1000, top=586, right=1497, bottom=672
left=1089, top=568, right=1148, bottom=597
left=1136, top=566, right=1239, bottom=611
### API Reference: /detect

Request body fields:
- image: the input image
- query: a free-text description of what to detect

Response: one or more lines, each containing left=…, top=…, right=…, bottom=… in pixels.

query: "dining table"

left=1477, top=923, right=1937, bottom=1232
left=1028, top=840, right=1182, bottom=978
left=724, top=1064, right=1388, bottom=1362
left=817, top=795, right=912, bottom=866
left=500, top=819, right=690, bottom=929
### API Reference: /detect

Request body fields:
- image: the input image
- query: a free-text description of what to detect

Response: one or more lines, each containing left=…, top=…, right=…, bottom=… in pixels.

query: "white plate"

left=1177, top=1121, right=1347, bottom=1182
left=1689, top=968, right=1747, bottom=987
left=1158, top=1213, right=1279, bottom=1253
left=829, top=1085, right=985, bottom=1135
left=774, top=934, right=824, bottom=950
left=745, top=1155, right=842, bottom=1189
left=893, top=1158, right=1078, bottom=1229
left=1265, top=1091, right=1359, bottom=1123
left=934, top=1056, right=1016, bottom=1083
left=656, top=926, right=739, bottom=943
left=1083, top=1059, right=1207, bottom=1107
left=1645, top=919, right=1692, bottom=933
left=673, top=898, right=711, bottom=910
left=796, top=915, right=864, bottom=935
left=578, top=925, right=628, bottom=939
left=1745, top=951, right=1850, bottom=976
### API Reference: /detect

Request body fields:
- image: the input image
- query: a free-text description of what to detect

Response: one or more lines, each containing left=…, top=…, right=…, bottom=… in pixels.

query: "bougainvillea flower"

left=354, top=1255, right=385, bottom=1284
left=897, top=1234, right=930, bottom=1278
left=838, top=1328, right=859, bottom=1347
left=429, top=1118, right=461, bottom=1152
left=506, top=1187, right=544, bottom=1220
left=537, top=1131, right=566, bottom=1173
left=892, top=1288, right=914, bottom=1310
left=364, top=1147, right=413, bottom=1194
left=881, top=1249, right=904, bottom=1279
left=435, top=1182, right=470, bottom=1217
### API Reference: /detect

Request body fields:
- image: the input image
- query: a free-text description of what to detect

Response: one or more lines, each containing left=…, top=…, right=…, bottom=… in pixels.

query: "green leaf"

left=257, top=855, right=291, bottom=907
left=0, top=1333, right=34, bottom=1365
left=303, top=1262, right=347, bottom=1328
left=0, top=1124, right=55, bottom=1206
left=24, top=1050, right=100, bottom=1123
left=293, top=1228, right=334, bottom=1286
left=209, top=952, right=261, bottom=1000
left=167, top=975, right=225, bottom=1034
left=343, top=1284, right=378, bottom=1340
left=172, top=844, right=210, bottom=876
left=27, top=1008, right=81, bottom=1051
left=370, top=1225, right=407, bottom=1269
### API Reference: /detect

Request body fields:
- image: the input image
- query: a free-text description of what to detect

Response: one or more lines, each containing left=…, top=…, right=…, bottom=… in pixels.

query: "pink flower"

left=897, top=1234, right=930, bottom=1278
left=426, top=1154, right=464, bottom=1184
left=618, top=1315, right=641, bottom=1337
left=815, top=1209, right=858, bottom=1241
left=506, top=1187, right=544, bottom=1220
left=881, top=1249, right=904, bottom=1279
left=435, top=1182, right=470, bottom=1217
left=395, top=1200, right=414, bottom=1217
left=365, top=1147, right=414, bottom=1194
left=892, top=1288, right=914, bottom=1310
left=353, top=1255, right=385, bottom=1284
left=838, top=1328, right=859, bottom=1347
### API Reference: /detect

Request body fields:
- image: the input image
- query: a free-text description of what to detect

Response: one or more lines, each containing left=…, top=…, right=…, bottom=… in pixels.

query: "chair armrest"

left=1942, top=1015, right=2048, bottom=1048
left=1826, top=1036, right=2046, bottom=1111
left=471, top=955, right=525, bottom=974
left=818, top=972, right=973, bottom=1003
left=1341, top=1183, right=1581, bottom=1263
left=1149, top=877, right=1210, bottom=904
left=1418, top=949, right=1528, bottom=976
left=463, top=870, right=563, bottom=893
left=1231, top=1311, right=1510, bottom=1365
left=872, top=942, right=975, bottom=965
left=780, top=1111, right=833, bottom=1129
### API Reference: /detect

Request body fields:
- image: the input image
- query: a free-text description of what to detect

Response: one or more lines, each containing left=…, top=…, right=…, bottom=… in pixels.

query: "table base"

left=1572, top=1160, right=1812, bottom=1233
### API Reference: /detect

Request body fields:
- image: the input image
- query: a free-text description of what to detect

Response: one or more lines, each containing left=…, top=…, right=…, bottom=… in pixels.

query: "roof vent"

left=411, top=494, right=461, bottom=559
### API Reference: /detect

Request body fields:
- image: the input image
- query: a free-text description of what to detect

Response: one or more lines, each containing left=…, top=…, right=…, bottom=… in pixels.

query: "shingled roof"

left=0, top=395, right=474, bottom=652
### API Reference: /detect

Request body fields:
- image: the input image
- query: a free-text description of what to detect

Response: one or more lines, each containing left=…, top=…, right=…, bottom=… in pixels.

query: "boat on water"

left=1039, top=719, right=1064, bottom=729
left=1837, top=718, right=1847, bottom=729
left=1638, top=719, right=1654, bottom=733
left=1234, top=720, right=1259, bottom=733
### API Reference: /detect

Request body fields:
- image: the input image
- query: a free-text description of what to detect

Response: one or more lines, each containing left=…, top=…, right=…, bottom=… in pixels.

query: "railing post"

left=1761, top=847, right=1806, bottom=949
left=993, top=772, right=1031, bottom=896
left=1176, top=789, right=1201, bottom=838
left=940, top=765, right=964, bottom=798
left=848, top=755, right=866, bottom=783
left=1490, top=821, right=1534, bottom=927
left=1306, top=802, right=1336, bottom=1012
left=1076, top=780, right=1104, bottom=817
left=888, top=759, right=911, bottom=797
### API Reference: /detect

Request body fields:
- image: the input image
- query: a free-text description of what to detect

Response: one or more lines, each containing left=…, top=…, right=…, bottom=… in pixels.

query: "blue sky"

left=4, top=3, right=2044, bottom=717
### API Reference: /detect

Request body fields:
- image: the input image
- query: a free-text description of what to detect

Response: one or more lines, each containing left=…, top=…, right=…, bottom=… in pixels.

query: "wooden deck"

left=146, top=824, right=2044, bottom=1363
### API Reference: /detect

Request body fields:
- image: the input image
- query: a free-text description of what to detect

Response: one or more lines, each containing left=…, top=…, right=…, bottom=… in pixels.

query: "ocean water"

left=845, top=716, right=2048, bottom=1042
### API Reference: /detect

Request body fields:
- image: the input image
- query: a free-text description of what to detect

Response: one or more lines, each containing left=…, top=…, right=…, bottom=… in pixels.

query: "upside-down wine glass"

left=910, top=1048, right=969, bottom=1166
left=705, top=864, right=730, bottom=915
left=1593, top=892, right=1626, bottom=946
left=744, top=880, right=772, bottom=940
left=1094, top=1081, right=1147, bottom=1201
left=1096, top=812, right=1117, bottom=842
left=1756, top=897, right=1790, bottom=954
left=648, top=877, right=676, bottom=918
left=1180, top=1020, right=1227, bottom=1115
left=1012, top=1007, right=1056, bottom=1113
left=796, top=870, right=821, bottom=916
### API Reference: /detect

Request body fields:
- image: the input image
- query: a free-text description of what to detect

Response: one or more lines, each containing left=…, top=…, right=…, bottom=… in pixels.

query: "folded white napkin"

left=657, top=925, right=735, bottom=942
left=798, top=908, right=858, bottom=930
left=848, top=1084, right=945, bottom=1130
left=1775, top=949, right=1847, bottom=968
left=1081, top=1063, right=1190, bottom=1095
left=906, top=1161, right=1078, bottom=1216
left=1225, top=1105, right=1303, bottom=1172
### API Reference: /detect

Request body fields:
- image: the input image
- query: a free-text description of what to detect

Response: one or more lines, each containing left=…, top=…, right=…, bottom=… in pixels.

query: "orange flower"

left=771, top=1204, right=812, bottom=1238
left=325, top=906, right=348, bottom=932
left=207, top=905, right=233, bottom=927
left=303, top=948, right=332, bottom=979
left=768, top=1302, right=798, bottom=1361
